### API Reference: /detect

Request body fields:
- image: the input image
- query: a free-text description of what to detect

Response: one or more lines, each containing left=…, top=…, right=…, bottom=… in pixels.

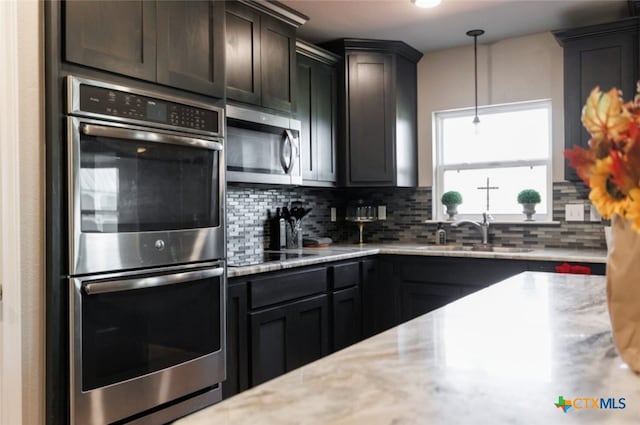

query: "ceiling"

left=281, top=0, right=630, bottom=53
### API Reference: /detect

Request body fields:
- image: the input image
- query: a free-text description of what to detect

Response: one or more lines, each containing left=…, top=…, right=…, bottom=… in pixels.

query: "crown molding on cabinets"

left=238, top=0, right=309, bottom=27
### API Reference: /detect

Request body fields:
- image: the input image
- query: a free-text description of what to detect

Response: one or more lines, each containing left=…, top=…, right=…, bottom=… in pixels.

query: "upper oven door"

left=68, top=117, right=226, bottom=275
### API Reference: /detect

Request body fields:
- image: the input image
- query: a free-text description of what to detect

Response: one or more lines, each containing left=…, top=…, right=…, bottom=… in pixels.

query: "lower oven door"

left=70, top=262, right=226, bottom=425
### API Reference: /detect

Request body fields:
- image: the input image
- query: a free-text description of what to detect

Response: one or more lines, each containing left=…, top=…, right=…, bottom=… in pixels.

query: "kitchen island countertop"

left=177, top=272, right=639, bottom=424
left=227, top=244, right=607, bottom=277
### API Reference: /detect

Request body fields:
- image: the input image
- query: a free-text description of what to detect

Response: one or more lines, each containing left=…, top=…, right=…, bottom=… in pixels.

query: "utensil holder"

left=286, top=221, right=303, bottom=249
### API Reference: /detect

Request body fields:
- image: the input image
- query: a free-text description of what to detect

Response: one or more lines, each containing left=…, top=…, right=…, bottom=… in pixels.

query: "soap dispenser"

left=435, top=223, right=446, bottom=245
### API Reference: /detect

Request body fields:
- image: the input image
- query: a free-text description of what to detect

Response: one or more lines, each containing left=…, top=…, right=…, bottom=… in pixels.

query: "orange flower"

left=581, top=87, right=629, bottom=153
left=588, top=157, right=629, bottom=219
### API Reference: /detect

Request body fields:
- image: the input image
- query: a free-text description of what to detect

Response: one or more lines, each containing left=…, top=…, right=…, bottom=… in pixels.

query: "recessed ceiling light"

left=412, top=0, right=442, bottom=8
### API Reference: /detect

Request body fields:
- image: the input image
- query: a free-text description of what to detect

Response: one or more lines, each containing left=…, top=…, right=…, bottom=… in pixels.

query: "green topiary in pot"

left=441, top=191, right=463, bottom=206
left=517, top=189, right=541, bottom=221
left=441, top=191, right=463, bottom=220
left=517, top=189, right=541, bottom=204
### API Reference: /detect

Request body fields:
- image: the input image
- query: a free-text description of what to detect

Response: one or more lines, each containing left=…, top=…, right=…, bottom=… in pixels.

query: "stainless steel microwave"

left=226, top=104, right=302, bottom=185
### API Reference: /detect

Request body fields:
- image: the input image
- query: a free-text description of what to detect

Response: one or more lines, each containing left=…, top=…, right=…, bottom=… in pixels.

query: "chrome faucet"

left=452, top=212, right=492, bottom=245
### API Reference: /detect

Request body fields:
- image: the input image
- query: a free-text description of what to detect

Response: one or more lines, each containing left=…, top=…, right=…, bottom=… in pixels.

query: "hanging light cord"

left=467, top=29, right=484, bottom=124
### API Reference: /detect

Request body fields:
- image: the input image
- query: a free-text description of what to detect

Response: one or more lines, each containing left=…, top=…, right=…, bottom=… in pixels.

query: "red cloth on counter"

left=555, top=262, right=592, bottom=275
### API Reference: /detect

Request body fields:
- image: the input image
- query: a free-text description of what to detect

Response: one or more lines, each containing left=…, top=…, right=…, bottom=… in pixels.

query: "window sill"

left=423, top=220, right=562, bottom=226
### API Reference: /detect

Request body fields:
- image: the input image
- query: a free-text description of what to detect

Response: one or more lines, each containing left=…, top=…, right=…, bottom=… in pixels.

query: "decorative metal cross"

left=477, top=177, right=500, bottom=211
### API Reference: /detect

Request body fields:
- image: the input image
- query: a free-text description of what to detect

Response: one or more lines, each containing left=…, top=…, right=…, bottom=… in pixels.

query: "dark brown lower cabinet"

left=249, top=293, right=329, bottom=386
left=222, top=282, right=248, bottom=399
left=331, top=286, right=361, bottom=352
left=362, top=258, right=397, bottom=338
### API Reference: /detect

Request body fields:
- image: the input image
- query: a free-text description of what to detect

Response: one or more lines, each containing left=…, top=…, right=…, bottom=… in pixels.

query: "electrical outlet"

left=565, top=203, right=584, bottom=222
left=377, top=205, right=387, bottom=220
left=330, top=207, right=336, bottom=222
left=590, top=204, right=601, bottom=222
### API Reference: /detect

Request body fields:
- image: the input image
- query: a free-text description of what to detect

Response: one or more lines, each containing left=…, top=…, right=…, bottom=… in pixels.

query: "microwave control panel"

left=78, top=84, right=219, bottom=134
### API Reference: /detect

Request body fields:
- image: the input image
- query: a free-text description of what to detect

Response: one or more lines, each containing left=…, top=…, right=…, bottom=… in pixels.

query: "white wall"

left=417, top=32, right=564, bottom=186
left=0, top=0, right=45, bottom=424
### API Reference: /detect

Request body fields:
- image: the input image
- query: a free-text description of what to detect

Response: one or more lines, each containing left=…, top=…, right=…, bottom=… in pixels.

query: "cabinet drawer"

left=249, top=267, right=327, bottom=309
left=330, top=262, right=360, bottom=290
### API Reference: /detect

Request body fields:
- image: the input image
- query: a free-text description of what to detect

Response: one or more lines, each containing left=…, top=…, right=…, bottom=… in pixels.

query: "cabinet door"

left=260, top=15, right=296, bottom=112
left=298, top=55, right=338, bottom=185
left=156, top=0, right=225, bottom=98
left=222, top=281, right=248, bottom=399
left=297, top=55, right=315, bottom=180
left=347, top=53, right=394, bottom=185
left=332, top=286, right=362, bottom=352
left=563, top=32, right=636, bottom=180
left=249, top=302, right=288, bottom=386
left=249, top=294, right=329, bottom=386
left=287, top=294, right=330, bottom=370
left=64, top=0, right=157, bottom=81
left=225, top=2, right=261, bottom=105
left=399, top=282, right=460, bottom=323
left=314, top=62, right=338, bottom=183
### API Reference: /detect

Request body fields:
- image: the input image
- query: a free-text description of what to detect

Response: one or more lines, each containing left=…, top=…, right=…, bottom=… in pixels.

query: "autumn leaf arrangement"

left=565, top=85, right=640, bottom=231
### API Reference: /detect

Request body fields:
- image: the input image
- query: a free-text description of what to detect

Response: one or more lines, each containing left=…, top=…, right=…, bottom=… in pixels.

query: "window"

left=433, top=99, right=552, bottom=222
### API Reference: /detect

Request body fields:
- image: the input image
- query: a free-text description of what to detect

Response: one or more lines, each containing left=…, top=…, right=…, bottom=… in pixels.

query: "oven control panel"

left=77, top=83, right=220, bottom=134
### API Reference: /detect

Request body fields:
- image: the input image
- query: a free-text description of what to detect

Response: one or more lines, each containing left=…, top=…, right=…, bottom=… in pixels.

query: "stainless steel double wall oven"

left=66, top=76, right=226, bottom=425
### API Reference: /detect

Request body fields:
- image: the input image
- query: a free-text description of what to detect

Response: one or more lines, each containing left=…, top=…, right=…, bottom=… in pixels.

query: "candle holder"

left=347, top=218, right=375, bottom=244
left=346, top=200, right=377, bottom=244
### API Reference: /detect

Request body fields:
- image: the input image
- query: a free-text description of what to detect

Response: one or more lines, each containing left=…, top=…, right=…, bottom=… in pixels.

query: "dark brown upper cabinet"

left=554, top=18, right=638, bottom=181
left=225, top=1, right=307, bottom=114
left=65, top=0, right=158, bottom=81
left=324, top=39, right=423, bottom=187
left=156, top=1, right=226, bottom=98
left=296, top=41, right=340, bottom=186
left=64, top=0, right=226, bottom=99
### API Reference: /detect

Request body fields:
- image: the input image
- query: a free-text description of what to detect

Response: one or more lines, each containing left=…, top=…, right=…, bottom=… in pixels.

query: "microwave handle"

left=81, top=123, right=223, bottom=151
left=281, top=130, right=297, bottom=175
left=83, top=267, right=224, bottom=295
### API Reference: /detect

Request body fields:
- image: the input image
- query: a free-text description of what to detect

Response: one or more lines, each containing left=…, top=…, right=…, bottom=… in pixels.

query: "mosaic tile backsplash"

left=226, top=184, right=343, bottom=264
left=226, top=181, right=607, bottom=262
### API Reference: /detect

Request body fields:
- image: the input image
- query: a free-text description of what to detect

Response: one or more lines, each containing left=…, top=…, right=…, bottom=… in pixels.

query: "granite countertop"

left=177, top=272, right=640, bottom=424
left=227, top=243, right=607, bottom=277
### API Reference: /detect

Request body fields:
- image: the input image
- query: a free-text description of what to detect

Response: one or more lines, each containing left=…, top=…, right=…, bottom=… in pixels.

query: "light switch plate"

left=330, top=207, right=336, bottom=222
left=565, top=203, right=584, bottom=222
left=377, top=205, right=387, bottom=220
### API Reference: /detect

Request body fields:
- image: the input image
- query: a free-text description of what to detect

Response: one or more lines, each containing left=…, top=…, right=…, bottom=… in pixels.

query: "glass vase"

left=607, top=215, right=640, bottom=372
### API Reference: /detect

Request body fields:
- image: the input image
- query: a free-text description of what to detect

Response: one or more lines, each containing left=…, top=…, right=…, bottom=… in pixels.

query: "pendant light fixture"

left=466, top=29, right=484, bottom=124
left=412, top=0, right=442, bottom=8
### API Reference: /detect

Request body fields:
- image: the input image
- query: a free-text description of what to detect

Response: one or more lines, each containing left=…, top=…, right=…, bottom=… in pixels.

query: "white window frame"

left=432, top=99, right=553, bottom=222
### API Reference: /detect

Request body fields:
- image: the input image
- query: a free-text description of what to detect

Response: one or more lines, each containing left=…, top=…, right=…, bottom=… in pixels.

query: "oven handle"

left=81, top=123, right=223, bottom=151
left=83, top=267, right=224, bottom=295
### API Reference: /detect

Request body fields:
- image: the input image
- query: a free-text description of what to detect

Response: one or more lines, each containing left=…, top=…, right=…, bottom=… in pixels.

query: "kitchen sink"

left=416, top=245, right=468, bottom=251
left=416, top=245, right=534, bottom=253
left=488, top=246, right=535, bottom=253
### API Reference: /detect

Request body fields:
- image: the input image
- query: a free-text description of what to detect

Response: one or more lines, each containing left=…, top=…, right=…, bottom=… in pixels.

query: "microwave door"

left=226, top=125, right=300, bottom=185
